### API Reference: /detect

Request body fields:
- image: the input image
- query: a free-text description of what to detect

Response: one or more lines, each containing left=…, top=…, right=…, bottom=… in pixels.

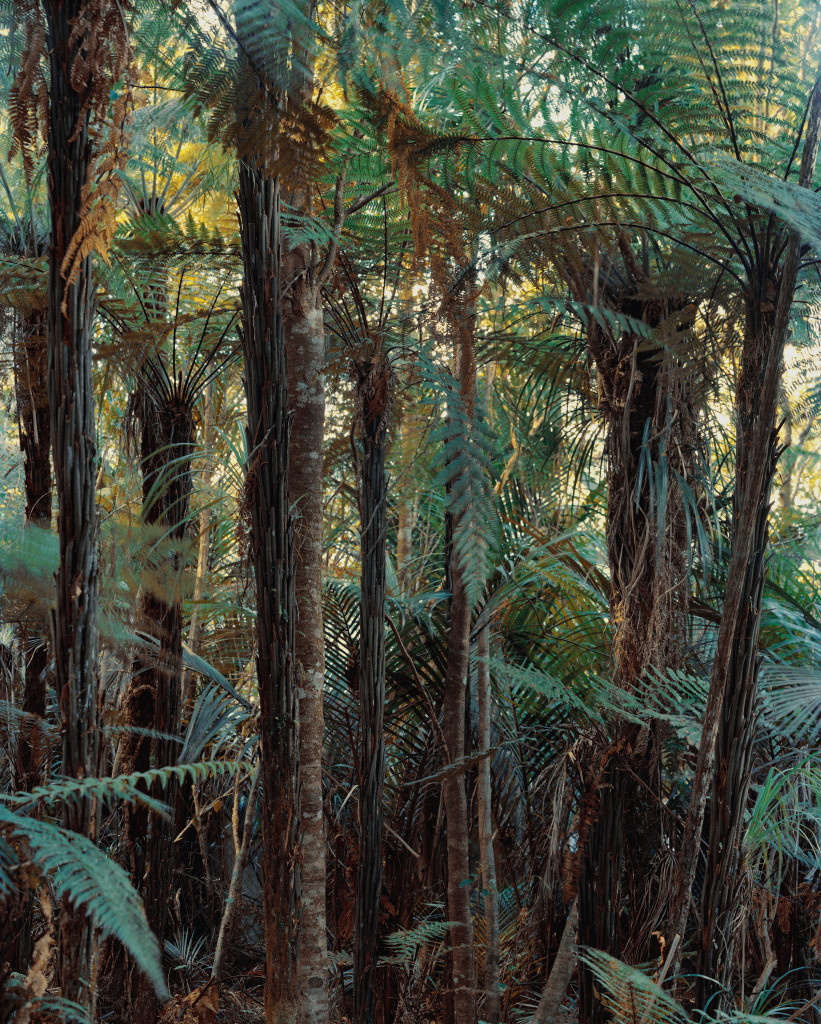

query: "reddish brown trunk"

left=283, top=259, right=329, bottom=1023
left=442, top=287, right=478, bottom=1024
left=578, top=295, right=694, bottom=1024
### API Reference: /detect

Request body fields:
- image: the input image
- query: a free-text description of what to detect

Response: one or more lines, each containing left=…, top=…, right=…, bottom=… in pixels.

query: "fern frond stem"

left=182, top=279, right=230, bottom=392
left=344, top=181, right=397, bottom=218
left=379, top=195, right=388, bottom=328
left=171, top=264, right=188, bottom=381
left=157, top=132, right=187, bottom=211
left=141, top=358, right=173, bottom=404
left=192, top=342, right=242, bottom=394
left=498, top=160, right=748, bottom=267
left=491, top=192, right=719, bottom=236
left=522, top=29, right=725, bottom=197
left=113, top=252, right=152, bottom=325
left=783, top=83, right=816, bottom=182
left=320, top=286, right=357, bottom=340
left=505, top=220, right=748, bottom=287
left=337, top=249, right=371, bottom=337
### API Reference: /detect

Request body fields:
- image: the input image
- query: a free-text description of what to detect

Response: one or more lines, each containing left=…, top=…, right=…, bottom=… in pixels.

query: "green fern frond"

left=379, top=918, right=453, bottom=964
left=0, top=805, right=168, bottom=1000
left=4, top=759, right=246, bottom=816
left=580, top=948, right=686, bottom=1024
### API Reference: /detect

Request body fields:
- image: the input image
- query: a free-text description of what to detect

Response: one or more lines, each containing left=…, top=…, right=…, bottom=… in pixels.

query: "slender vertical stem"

left=353, top=356, right=392, bottom=1024
left=477, top=625, right=500, bottom=1024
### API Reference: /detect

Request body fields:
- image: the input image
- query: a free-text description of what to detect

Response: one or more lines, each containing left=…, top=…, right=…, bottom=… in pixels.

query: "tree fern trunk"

left=669, top=75, right=821, bottom=988
left=697, top=307, right=800, bottom=1007
left=443, top=564, right=476, bottom=1024
left=237, top=151, right=300, bottom=1024
left=442, top=300, right=478, bottom=1024
left=130, top=382, right=195, bottom=1021
left=696, top=480, right=769, bottom=1007
left=579, top=304, right=694, bottom=1024
left=44, top=0, right=101, bottom=1003
left=353, top=355, right=392, bottom=1024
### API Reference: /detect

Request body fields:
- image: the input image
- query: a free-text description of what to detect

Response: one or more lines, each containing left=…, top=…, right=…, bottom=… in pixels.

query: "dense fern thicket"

left=3, top=1, right=821, bottom=1024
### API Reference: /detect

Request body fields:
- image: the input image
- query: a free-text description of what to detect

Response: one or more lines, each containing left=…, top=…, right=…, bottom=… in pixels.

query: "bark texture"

left=533, top=900, right=578, bottom=1024
left=698, top=279, right=815, bottom=1006
left=352, top=355, right=392, bottom=1024
left=668, top=76, right=821, bottom=991
left=477, top=625, right=500, bottom=1024
left=7, top=305, right=51, bottom=981
left=125, top=377, right=195, bottom=1021
left=442, top=290, right=478, bottom=1024
left=183, top=382, right=215, bottom=711
left=238, top=153, right=300, bottom=1024
left=578, top=286, right=695, bottom=1024
left=283, top=263, right=329, bottom=1024
left=45, top=0, right=101, bottom=1004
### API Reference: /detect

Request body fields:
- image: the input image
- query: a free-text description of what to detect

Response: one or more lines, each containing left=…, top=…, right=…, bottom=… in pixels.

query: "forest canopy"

left=2, top=1, right=821, bottom=1024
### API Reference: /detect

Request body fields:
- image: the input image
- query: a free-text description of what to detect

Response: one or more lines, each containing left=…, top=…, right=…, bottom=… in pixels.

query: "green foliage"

left=580, top=949, right=687, bottom=1024
left=379, top=919, right=454, bottom=965
left=0, top=803, right=168, bottom=1000
left=423, top=356, right=501, bottom=607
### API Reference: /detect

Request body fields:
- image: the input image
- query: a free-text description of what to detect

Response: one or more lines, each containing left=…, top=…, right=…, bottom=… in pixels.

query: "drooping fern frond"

left=0, top=803, right=169, bottom=1000
left=4, top=758, right=247, bottom=816
left=421, top=355, right=500, bottom=608
left=580, top=948, right=687, bottom=1024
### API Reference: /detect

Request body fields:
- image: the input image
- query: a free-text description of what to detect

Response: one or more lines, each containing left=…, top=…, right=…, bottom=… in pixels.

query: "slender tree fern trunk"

left=477, top=625, right=500, bottom=1024
left=442, top=296, right=478, bottom=1024
left=669, top=77, right=821, bottom=996
left=127, top=382, right=194, bottom=1022
left=395, top=392, right=420, bottom=595
left=237, top=143, right=300, bottom=1024
left=696, top=467, right=769, bottom=1007
left=698, top=290, right=813, bottom=1007
left=352, top=355, right=392, bottom=1024
left=44, top=0, right=101, bottom=1003
left=443, top=564, right=476, bottom=1024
